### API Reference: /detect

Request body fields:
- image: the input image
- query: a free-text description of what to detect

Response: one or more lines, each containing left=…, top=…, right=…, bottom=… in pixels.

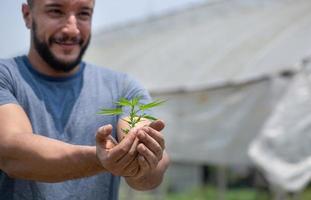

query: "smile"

left=54, top=41, right=79, bottom=46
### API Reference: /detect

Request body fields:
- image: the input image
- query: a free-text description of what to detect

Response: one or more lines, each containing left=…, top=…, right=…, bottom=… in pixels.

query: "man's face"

left=29, top=0, right=94, bottom=72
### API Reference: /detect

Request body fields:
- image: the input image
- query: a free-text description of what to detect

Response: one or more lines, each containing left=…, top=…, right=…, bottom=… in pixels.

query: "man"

left=0, top=0, right=170, bottom=199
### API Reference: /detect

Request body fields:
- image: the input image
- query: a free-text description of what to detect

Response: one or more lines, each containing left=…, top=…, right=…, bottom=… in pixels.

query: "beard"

left=32, top=21, right=90, bottom=73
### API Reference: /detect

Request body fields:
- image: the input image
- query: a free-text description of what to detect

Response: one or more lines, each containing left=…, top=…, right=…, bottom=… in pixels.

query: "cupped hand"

left=134, top=120, right=166, bottom=178
left=95, top=125, right=140, bottom=177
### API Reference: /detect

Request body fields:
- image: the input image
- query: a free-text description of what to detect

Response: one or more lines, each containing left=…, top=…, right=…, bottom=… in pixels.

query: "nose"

left=62, top=14, right=80, bottom=37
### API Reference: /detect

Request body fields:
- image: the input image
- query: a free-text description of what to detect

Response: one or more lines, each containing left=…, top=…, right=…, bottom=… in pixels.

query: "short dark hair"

left=27, top=0, right=33, bottom=8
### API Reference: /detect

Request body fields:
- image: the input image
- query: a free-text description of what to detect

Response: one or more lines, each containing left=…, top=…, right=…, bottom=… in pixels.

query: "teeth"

left=55, top=42, right=76, bottom=45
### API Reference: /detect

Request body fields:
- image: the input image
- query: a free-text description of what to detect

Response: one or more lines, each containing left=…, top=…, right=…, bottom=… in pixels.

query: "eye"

left=47, top=9, right=64, bottom=17
left=78, top=11, right=92, bottom=21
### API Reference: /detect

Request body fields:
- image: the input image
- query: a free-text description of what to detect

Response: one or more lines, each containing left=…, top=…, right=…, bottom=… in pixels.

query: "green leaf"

left=143, top=115, right=158, bottom=121
left=131, top=96, right=141, bottom=106
left=132, top=115, right=142, bottom=127
left=139, top=99, right=166, bottom=110
left=121, top=118, right=132, bottom=125
left=97, top=96, right=165, bottom=134
left=116, top=98, right=132, bottom=107
left=122, top=128, right=130, bottom=134
left=97, top=108, right=123, bottom=115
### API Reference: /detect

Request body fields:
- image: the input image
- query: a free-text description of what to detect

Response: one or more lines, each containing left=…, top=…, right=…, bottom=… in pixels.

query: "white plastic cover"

left=85, top=0, right=311, bottom=191
left=153, top=77, right=289, bottom=165
left=86, top=0, right=311, bottom=93
left=249, top=64, right=311, bottom=192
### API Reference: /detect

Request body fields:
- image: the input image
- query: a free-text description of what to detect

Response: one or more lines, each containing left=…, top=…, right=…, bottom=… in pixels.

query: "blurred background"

left=2, top=0, right=311, bottom=199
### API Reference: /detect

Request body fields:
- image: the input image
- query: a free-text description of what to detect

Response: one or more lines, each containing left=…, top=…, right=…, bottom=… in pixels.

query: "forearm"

left=0, top=133, right=106, bottom=182
left=125, top=151, right=170, bottom=191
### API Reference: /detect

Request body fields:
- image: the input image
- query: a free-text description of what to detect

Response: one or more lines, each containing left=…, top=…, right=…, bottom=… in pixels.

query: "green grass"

left=166, top=186, right=269, bottom=200
left=301, top=188, right=311, bottom=200
left=120, top=184, right=311, bottom=200
left=166, top=185, right=311, bottom=200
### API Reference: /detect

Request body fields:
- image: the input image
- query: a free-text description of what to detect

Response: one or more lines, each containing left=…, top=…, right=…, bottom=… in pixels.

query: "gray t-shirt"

left=0, top=56, right=152, bottom=200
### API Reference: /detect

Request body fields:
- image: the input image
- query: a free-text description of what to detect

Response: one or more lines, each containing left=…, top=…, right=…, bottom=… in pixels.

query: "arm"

left=0, top=104, right=105, bottom=182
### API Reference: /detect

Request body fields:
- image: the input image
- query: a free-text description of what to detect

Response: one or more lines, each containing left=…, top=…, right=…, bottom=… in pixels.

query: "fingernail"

left=138, top=155, right=144, bottom=161
left=98, top=126, right=105, bottom=132
left=140, top=144, right=146, bottom=151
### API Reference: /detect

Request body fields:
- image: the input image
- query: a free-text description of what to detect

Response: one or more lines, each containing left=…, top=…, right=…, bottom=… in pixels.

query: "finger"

left=117, top=138, right=139, bottom=166
left=128, top=137, right=139, bottom=157
left=137, top=129, right=163, bottom=161
left=129, top=166, right=139, bottom=177
left=96, top=125, right=112, bottom=141
left=137, top=143, right=158, bottom=170
left=107, top=135, right=118, bottom=145
left=136, top=155, right=150, bottom=178
left=108, top=131, right=137, bottom=162
left=141, top=127, right=165, bottom=150
left=123, top=158, right=139, bottom=177
left=149, top=119, right=165, bottom=132
left=117, top=137, right=140, bottom=176
left=96, top=125, right=117, bottom=149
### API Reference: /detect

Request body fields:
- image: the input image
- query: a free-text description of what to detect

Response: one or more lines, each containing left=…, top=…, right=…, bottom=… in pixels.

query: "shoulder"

left=0, top=57, right=20, bottom=80
left=0, top=57, right=19, bottom=70
left=0, top=57, right=23, bottom=103
left=83, top=62, right=131, bottom=82
left=82, top=61, right=146, bottom=96
left=84, top=62, right=124, bottom=75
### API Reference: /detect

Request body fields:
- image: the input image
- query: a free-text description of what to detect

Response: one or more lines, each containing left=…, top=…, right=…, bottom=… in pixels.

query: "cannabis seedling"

left=98, top=96, right=165, bottom=134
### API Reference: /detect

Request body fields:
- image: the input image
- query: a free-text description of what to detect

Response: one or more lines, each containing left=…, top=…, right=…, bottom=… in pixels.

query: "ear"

left=22, top=3, right=32, bottom=29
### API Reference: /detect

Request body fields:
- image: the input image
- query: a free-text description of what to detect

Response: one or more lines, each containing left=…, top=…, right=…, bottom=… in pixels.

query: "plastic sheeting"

left=249, top=64, right=311, bottom=192
left=154, top=77, right=289, bottom=165
left=85, top=0, right=311, bottom=191
left=86, top=0, right=311, bottom=93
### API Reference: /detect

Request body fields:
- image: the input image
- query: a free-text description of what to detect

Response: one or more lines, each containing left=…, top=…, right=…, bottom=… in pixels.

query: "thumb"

left=96, top=124, right=113, bottom=143
left=149, top=119, right=165, bottom=131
